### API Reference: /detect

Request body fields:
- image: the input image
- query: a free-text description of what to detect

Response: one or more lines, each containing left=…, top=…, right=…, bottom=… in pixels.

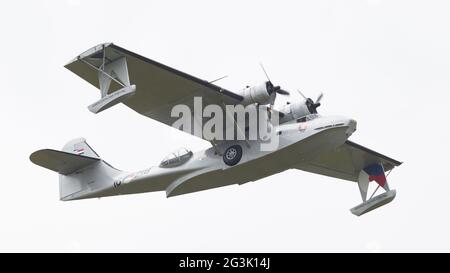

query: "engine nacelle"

left=279, top=100, right=312, bottom=122
left=237, top=81, right=273, bottom=106
left=289, top=100, right=311, bottom=119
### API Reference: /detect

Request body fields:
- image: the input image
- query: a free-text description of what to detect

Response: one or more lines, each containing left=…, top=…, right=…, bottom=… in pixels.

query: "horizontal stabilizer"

left=30, top=149, right=100, bottom=175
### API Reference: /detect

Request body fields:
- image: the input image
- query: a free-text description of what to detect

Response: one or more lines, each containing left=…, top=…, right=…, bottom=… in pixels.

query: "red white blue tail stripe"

left=73, top=148, right=85, bottom=155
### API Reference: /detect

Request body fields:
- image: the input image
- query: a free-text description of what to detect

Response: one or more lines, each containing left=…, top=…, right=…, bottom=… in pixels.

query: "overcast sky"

left=1, top=0, right=449, bottom=252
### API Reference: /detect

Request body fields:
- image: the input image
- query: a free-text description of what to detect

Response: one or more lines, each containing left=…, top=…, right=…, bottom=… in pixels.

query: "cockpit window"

left=159, top=148, right=193, bottom=168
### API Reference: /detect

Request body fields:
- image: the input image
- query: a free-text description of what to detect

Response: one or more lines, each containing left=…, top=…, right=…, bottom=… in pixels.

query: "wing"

left=293, top=140, right=402, bottom=182
left=65, top=43, right=243, bottom=139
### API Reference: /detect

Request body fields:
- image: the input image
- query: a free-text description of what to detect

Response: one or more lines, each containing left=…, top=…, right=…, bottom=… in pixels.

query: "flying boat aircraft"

left=30, top=43, right=402, bottom=216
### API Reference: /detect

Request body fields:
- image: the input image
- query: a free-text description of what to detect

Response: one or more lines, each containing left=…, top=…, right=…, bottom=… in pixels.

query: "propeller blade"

left=296, top=89, right=307, bottom=100
left=259, top=63, right=290, bottom=100
left=259, top=63, right=271, bottom=82
left=277, top=89, right=290, bottom=95
left=316, top=92, right=323, bottom=104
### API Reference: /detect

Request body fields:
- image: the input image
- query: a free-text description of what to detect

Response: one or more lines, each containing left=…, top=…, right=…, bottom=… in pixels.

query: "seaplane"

left=30, top=43, right=402, bottom=216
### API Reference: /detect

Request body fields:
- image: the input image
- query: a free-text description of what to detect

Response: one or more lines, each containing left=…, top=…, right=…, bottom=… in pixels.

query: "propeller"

left=297, top=90, right=323, bottom=114
left=260, top=63, right=290, bottom=96
left=315, top=92, right=323, bottom=104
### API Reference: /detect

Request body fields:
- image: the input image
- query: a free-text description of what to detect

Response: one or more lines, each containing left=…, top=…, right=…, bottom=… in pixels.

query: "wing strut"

left=222, top=103, right=251, bottom=148
left=350, top=163, right=397, bottom=216
left=77, top=45, right=136, bottom=114
left=210, top=140, right=223, bottom=156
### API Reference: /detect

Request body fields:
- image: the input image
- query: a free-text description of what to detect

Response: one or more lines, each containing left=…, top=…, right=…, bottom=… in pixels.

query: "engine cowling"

left=237, top=81, right=274, bottom=106
left=278, top=100, right=312, bottom=122
left=289, top=100, right=312, bottom=119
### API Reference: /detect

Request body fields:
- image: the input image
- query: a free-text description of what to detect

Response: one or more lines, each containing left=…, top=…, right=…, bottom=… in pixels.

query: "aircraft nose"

left=346, top=118, right=357, bottom=136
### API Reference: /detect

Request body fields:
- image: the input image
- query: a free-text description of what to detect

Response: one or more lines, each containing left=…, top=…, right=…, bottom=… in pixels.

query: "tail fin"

left=62, top=137, right=100, bottom=158
left=30, top=138, right=122, bottom=201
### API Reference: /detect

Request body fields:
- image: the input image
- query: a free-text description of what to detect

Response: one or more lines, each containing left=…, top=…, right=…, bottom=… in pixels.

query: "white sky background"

left=0, top=0, right=449, bottom=252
